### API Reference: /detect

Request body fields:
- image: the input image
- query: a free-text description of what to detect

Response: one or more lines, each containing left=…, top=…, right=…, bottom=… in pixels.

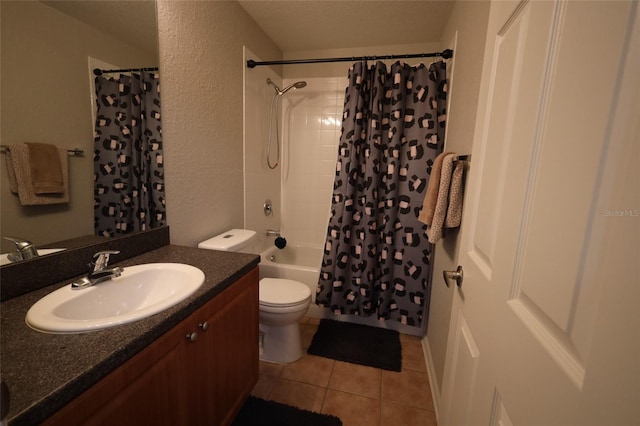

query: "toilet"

left=198, top=229, right=311, bottom=363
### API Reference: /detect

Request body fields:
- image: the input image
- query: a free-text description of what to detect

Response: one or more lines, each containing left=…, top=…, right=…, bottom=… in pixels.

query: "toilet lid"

left=259, top=278, right=311, bottom=307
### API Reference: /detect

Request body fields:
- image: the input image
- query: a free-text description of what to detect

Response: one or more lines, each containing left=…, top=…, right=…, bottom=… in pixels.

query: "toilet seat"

left=259, top=278, right=311, bottom=308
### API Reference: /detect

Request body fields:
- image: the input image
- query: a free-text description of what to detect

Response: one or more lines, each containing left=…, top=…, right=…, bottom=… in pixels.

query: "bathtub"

left=250, top=237, right=425, bottom=335
left=258, top=244, right=323, bottom=318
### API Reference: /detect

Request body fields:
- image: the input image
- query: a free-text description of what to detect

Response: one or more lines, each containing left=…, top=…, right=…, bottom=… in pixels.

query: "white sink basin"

left=26, top=263, right=205, bottom=334
left=0, top=248, right=66, bottom=266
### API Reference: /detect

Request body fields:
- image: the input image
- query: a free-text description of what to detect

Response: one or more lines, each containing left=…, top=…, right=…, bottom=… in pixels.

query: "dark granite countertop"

left=0, top=245, right=260, bottom=425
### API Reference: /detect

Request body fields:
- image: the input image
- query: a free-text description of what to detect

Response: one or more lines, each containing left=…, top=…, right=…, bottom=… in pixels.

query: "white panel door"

left=439, top=1, right=640, bottom=425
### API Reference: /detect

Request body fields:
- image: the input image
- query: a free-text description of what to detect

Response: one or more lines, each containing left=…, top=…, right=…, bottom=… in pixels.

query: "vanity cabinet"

left=43, top=267, right=259, bottom=426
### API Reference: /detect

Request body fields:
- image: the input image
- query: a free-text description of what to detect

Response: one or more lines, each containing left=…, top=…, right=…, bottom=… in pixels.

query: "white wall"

left=243, top=48, right=282, bottom=234
left=242, top=70, right=343, bottom=247
left=279, top=77, right=344, bottom=246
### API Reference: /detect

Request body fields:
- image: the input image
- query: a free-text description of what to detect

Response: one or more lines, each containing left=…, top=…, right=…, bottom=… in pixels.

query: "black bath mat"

left=232, top=396, right=342, bottom=426
left=307, top=319, right=402, bottom=371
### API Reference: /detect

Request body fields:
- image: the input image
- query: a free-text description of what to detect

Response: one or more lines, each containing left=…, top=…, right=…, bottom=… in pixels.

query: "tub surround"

left=1, top=227, right=171, bottom=301
left=1, top=243, right=259, bottom=425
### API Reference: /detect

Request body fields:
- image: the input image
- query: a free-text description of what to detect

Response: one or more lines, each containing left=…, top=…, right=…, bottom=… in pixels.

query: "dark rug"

left=232, top=396, right=342, bottom=426
left=307, top=319, right=402, bottom=371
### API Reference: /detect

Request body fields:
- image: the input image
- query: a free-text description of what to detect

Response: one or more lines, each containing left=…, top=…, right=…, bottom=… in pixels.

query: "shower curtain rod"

left=246, top=49, right=453, bottom=68
left=0, top=145, right=83, bottom=156
left=93, top=67, right=158, bottom=76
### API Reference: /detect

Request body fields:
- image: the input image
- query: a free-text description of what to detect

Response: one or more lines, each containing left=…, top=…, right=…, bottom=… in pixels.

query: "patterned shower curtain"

left=93, top=71, right=165, bottom=237
left=316, top=60, right=447, bottom=328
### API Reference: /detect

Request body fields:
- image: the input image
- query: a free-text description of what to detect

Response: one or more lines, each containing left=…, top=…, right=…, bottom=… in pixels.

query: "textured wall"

left=425, top=0, right=491, bottom=396
left=157, top=1, right=281, bottom=246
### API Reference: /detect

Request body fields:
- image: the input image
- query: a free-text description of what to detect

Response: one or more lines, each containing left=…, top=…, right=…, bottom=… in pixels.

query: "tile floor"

left=250, top=317, right=438, bottom=426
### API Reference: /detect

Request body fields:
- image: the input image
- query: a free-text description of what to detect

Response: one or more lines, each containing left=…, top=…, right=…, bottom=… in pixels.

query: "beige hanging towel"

left=418, top=151, right=453, bottom=225
left=445, top=160, right=465, bottom=229
left=5, top=143, right=69, bottom=205
left=26, top=142, right=65, bottom=194
left=426, top=153, right=464, bottom=244
left=6, top=149, right=19, bottom=194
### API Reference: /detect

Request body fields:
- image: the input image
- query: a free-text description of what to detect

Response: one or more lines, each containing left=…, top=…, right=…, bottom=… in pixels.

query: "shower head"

left=281, top=81, right=307, bottom=94
left=267, top=78, right=307, bottom=96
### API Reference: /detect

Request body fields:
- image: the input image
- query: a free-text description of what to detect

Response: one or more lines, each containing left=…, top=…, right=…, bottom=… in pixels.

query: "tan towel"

left=418, top=151, right=453, bottom=225
left=6, top=149, right=19, bottom=194
left=25, top=142, right=64, bottom=194
left=5, top=143, right=69, bottom=205
left=426, top=154, right=463, bottom=244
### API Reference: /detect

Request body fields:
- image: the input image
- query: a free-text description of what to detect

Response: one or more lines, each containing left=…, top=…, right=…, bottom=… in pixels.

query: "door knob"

left=443, top=265, right=464, bottom=288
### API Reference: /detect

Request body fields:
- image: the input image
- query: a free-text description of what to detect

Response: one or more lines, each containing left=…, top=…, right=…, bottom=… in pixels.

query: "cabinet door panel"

left=85, top=343, right=191, bottom=425
left=43, top=317, right=193, bottom=426
left=201, top=269, right=259, bottom=425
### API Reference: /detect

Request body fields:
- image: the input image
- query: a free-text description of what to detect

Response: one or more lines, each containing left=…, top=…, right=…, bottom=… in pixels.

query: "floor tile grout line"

left=319, top=359, right=337, bottom=414
left=324, top=383, right=382, bottom=401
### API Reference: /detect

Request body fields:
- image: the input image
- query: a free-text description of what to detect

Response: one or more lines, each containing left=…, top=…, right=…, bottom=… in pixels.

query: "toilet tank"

left=198, top=229, right=257, bottom=252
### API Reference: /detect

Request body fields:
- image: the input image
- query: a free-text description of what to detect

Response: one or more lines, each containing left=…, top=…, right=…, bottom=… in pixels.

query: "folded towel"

left=418, top=151, right=453, bottom=225
left=5, top=143, right=69, bottom=205
left=426, top=153, right=462, bottom=244
left=26, top=142, right=64, bottom=194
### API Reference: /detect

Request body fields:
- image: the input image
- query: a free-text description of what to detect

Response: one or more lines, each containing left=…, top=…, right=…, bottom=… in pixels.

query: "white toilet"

left=198, top=229, right=311, bottom=363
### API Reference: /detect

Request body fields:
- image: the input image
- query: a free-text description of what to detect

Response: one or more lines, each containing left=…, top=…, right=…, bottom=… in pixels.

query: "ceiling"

left=237, top=1, right=455, bottom=52
left=41, top=1, right=455, bottom=55
left=42, top=1, right=158, bottom=54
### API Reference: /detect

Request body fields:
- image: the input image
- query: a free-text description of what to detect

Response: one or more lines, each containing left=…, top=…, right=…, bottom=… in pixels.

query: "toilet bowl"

left=198, top=229, right=311, bottom=363
left=259, top=278, right=311, bottom=363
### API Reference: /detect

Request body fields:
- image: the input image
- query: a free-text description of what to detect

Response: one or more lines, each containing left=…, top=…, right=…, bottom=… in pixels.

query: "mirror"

left=0, top=1, right=160, bottom=256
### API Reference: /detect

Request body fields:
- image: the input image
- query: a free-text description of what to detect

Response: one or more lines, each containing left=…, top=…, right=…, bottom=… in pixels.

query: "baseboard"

left=422, top=335, right=441, bottom=422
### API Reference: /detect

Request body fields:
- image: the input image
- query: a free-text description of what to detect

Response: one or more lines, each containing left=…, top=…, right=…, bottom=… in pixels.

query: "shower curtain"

left=316, top=60, right=447, bottom=328
left=93, top=71, right=165, bottom=237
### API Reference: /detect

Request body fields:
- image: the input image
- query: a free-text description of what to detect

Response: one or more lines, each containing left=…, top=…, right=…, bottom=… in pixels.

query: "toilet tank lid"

left=198, top=229, right=257, bottom=251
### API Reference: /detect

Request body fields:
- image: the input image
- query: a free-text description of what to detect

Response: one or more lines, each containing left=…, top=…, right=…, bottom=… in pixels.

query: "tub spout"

left=266, top=229, right=281, bottom=237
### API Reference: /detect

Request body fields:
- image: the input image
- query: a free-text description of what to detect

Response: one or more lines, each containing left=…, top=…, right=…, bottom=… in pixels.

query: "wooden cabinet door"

left=197, top=268, right=259, bottom=425
left=44, top=317, right=194, bottom=426
left=84, top=341, right=191, bottom=425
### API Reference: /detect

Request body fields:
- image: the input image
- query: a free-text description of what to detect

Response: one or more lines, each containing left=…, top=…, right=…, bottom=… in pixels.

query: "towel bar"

left=0, top=145, right=84, bottom=157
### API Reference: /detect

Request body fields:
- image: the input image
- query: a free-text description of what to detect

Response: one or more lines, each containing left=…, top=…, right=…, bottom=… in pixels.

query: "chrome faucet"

left=3, top=236, right=39, bottom=262
left=72, top=250, right=123, bottom=289
left=265, top=229, right=281, bottom=237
